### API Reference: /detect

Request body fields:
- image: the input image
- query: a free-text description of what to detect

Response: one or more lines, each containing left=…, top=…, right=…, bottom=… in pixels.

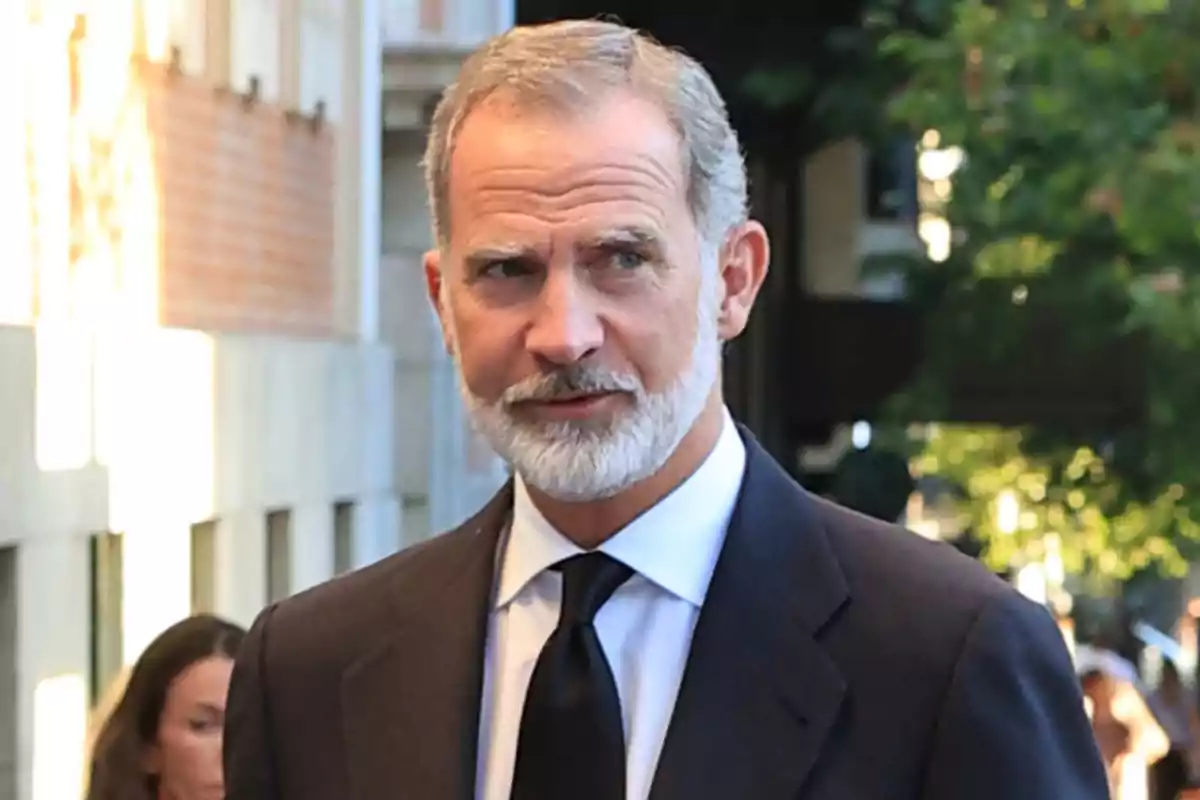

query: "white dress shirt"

left=476, top=408, right=747, bottom=800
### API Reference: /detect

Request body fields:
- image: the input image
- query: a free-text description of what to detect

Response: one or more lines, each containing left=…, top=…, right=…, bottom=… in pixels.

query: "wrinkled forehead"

left=444, top=90, right=692, bottom=240
left=448, top=78, right=685, bottom=161
left=455, top=88, right=686, bottom=170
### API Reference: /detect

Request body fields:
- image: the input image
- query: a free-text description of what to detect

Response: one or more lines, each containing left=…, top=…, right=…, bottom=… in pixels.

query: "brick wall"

left=142, top=60, right=336, bottom=337
left=11, top=9, right=340, bottom=336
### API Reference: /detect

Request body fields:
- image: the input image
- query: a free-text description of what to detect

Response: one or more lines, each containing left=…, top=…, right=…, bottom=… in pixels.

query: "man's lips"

left=515, top=391, right=623, bottom=419
left=540, top=391, right=614, bottom=404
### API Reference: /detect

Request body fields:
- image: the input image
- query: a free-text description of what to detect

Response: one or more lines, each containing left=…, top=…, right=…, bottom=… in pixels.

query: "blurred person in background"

left=86, top=614, right=245, bottom=800
left=1149, top=660, right=1199, bottom=800
left=1082, top=667, right=1170, bottom=800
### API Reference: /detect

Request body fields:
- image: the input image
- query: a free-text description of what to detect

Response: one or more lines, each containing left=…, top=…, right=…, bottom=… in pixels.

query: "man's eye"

left=482, top=259, right=534, bottom=279
left=610, top=250, right=648, bottom=270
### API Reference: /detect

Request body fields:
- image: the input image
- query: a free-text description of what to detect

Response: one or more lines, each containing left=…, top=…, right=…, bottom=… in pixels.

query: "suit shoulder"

left=811, top=493, right=1010, bottom=615
left=806, top=493, right=1027, bottom=675
left=257, top=526, right=482, bottom=663
left=806, top=495, right=1039, bottom=716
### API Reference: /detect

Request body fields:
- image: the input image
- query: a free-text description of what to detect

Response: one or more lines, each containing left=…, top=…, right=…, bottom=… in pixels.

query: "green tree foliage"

left=874, top=0, right=1200, bottom=577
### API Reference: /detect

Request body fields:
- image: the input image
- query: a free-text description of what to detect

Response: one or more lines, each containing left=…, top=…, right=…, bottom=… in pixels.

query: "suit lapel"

left=650, top=429, right=850, bottom=800
left=341, top=483, right=513, bottom=800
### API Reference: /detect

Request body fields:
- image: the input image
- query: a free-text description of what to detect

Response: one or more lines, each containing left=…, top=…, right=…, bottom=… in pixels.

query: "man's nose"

left=525, top=274, right=604, bottom=366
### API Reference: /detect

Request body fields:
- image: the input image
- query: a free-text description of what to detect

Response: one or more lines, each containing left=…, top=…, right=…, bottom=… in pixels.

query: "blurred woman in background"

left=86, top=614, right=245, bottom=800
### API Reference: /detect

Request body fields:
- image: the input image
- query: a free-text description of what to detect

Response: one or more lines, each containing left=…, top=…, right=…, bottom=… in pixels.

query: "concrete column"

left=17, top=535, right=90, bottom=800
left=803, top=139, right=865, bottom=297
left=279, top=0, right=301, bottom=108
left=121, top=525, right=191, bottom=665
left=115, top=519, right=191, bottom=729
left=353, top=495, right=402, bottom=568
left=380, top=134, right=507, bottom=542
left=358, top=342, right=397, bottom=500
left=0, top=330, right=37, bottom=536
left=334, top=0, right=384, bottom=342
left=381, top=135, right=441, bottom=543
left=214, top=512, right=267, bottom=629
left=399, top=496, right=432, bottom=550
left=290, top=504, right=334, bottom=594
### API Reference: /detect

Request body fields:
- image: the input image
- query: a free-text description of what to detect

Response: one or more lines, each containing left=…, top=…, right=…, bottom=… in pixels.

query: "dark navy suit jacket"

left=225, top=427, right=1108, bottom=799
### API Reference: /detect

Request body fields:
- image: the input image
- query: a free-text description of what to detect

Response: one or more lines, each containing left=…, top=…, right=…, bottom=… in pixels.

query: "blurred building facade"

left=378, top=0, right=513, bottom=543
left=0, top=0, right=507, bottom=797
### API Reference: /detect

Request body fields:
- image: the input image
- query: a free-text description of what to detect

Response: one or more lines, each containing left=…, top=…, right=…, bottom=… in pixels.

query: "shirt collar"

left=496, top=408, right=746, bottom=609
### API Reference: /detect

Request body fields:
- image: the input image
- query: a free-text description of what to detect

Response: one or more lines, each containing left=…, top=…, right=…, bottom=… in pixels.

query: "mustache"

left=501, top=364, right=641, bottom=405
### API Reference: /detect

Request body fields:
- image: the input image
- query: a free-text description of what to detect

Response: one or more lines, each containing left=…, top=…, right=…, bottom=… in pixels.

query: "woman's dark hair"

left=85, top=614, right=245, bottom=800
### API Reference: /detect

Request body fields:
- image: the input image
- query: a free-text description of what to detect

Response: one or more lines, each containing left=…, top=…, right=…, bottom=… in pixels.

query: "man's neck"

left=525, top=393, right=726, bottom=549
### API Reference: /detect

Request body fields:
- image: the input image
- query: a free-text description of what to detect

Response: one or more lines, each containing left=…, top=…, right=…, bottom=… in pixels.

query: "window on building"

left=333, top=501, right=354, bottom=575
left=0, top=547, right=16, bottom=798
left=266, top=510, right=292, bottom=603
left=866, top=137, right=918, bottom=222
left=88, top=533, right=123, bottom=707
left=190, top=521, right=217, bottom=614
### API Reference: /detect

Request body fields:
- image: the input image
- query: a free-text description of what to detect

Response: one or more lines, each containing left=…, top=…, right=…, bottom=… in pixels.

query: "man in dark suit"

left=224, top=19, right=1107, bottom=800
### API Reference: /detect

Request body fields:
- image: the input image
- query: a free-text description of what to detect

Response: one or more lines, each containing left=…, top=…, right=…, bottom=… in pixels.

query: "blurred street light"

left=851, top=420, right=871, bottom=450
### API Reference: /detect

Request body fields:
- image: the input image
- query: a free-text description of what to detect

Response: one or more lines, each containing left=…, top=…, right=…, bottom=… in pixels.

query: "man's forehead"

left=466, top=85, right=661, bottom=129
left=443, top=90, right=692, bottom=248
left=450, top=89, right=684, bottom=179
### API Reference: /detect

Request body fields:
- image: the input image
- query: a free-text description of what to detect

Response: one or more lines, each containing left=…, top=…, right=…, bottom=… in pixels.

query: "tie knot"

left=554, top=552, right=633, bottom=627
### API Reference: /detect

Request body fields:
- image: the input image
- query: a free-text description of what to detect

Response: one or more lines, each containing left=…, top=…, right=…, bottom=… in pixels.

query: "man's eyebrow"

left=462, top=243, right=541, bottom=268
left=578, top=226, right=664, bottom=250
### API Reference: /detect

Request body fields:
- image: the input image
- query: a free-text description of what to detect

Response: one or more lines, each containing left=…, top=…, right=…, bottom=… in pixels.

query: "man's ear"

left=423, top=249, right=454, bottom=356
left=716, top=220, right=770, bottom=341
left=423, top=249, right=442, bottom=310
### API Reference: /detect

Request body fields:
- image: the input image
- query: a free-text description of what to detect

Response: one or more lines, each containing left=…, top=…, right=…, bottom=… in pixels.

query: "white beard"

left=450, top=276, right=722, bottom=502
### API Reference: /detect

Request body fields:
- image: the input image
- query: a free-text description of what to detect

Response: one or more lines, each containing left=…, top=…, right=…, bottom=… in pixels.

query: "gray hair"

left=422, top=19, right=748, bottom=250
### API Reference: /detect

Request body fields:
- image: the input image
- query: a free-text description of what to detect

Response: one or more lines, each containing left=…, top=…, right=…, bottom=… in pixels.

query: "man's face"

left=425, top=89, right=763, bottom=501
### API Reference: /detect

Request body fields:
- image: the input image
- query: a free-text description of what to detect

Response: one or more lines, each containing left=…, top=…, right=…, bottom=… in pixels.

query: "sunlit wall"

left=0, top=2, right=395, bottom=798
